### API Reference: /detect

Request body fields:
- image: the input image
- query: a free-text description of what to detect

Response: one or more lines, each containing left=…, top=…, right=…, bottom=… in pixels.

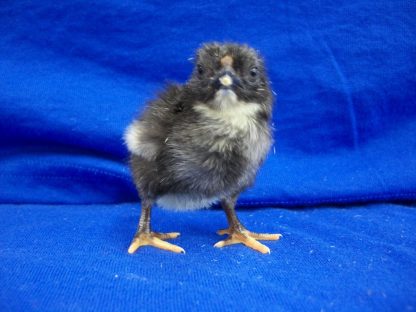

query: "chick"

left=124, top=42, right=281, bottom=254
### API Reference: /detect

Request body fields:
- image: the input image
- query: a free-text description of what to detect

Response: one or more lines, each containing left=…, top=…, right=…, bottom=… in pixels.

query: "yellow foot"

left=128, top=232, right=184, bottom=254
left=214, top=228, right=282, bottom=254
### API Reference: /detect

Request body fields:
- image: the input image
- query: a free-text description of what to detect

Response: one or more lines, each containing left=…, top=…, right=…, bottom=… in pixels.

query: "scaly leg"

left=214, top=196, right=281, bottom=254
left=128, top=200, right=185, bottom=254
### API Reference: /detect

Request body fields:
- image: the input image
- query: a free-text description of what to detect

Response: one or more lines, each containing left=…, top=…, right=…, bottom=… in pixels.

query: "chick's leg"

left=128, top=200, right=184, bottom=254
left=214, top=196, right=281, bottom=254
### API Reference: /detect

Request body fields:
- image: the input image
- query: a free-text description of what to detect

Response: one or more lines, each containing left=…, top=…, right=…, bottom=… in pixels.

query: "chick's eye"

left=249, top=67, right=258, bottom=77
left=197, top=64, right=204, bottom=75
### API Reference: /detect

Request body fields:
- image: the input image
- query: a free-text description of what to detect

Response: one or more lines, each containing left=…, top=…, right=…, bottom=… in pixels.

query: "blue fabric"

left=1, top=203, right=415, bottom=311
left=1, top=0, right=416, bottom=311
left=1, top=0, right=415, bottom=205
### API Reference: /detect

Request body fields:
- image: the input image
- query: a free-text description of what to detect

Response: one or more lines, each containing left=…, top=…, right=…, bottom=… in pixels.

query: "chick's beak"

left=219, top=74, right=233, bottom=87
left=214, top=68, right=238, bottom=90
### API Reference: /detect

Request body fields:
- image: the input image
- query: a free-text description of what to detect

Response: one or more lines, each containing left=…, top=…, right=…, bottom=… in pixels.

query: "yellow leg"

left=214, top=196, right=282, bottom=254
left=128, top=199, right=184, bottom=254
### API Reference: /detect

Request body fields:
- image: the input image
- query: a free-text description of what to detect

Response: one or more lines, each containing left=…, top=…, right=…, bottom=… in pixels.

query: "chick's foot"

left=214, top=228, right=281, bottom=254
left=128, top=232, right=184, bottom=254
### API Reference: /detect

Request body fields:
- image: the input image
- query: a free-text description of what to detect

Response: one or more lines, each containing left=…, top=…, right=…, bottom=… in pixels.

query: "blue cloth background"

left=0, top=0, right=415, bottom=311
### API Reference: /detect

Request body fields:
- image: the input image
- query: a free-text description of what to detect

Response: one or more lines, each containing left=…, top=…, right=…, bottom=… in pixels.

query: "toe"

left=242, top=236, right=271, bottom=254
left=216, top=229, right=230, bottom=235
left=214, top=238, right=239, bottom=248
left=127, top=232, right=185, bottom=254
left=213, top=230, right=276, bottom=254
left=150, top=237, right=185, bottom=254
left=127, top=238, right=142, bottom=254
left=248, top=233, right=282, bottom=241
left=154, top=232, right=181, bottom=239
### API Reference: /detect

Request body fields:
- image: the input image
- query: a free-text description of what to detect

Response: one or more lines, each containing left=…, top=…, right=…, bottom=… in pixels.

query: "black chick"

left=124, top=42, right=281, bottom=254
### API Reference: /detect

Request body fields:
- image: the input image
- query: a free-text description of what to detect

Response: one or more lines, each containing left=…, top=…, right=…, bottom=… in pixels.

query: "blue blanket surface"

left=0, top=0, right=415, bottom=311
left=1, top=203, right=415, bottom=311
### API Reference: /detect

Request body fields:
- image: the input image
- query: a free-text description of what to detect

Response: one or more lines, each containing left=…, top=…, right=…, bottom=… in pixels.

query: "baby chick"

left=124, top=42, right=281, bottom=254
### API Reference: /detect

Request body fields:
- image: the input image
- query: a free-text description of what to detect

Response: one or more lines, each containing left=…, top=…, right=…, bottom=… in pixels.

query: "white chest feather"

left=193, top=90, right=261, bottom=137
left=193, top=90, right=268, bottom=161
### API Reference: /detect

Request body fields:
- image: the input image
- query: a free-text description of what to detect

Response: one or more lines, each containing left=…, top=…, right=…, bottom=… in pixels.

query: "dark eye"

left=249, top=67, right=258, bottom=77
left=197, top=64, right=204, bottom=75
